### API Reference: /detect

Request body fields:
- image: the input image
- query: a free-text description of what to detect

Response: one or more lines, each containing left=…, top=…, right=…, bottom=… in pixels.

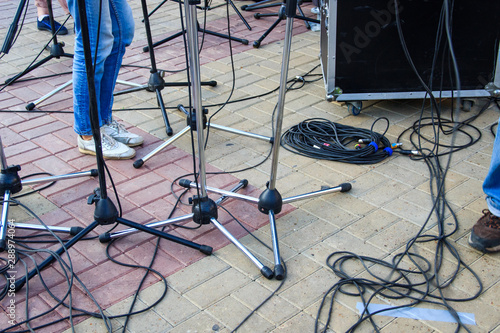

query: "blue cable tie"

left=368, top=142, right=378, bottom=151
left=384, top=147, right=393, bottom=156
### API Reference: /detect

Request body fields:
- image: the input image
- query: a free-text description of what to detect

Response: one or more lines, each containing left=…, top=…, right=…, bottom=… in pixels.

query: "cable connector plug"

left=391, top=143, right=403, bottom=149
left=358, top=138, right=371, bottom=144
left=399, top=149, right=421, bottom=156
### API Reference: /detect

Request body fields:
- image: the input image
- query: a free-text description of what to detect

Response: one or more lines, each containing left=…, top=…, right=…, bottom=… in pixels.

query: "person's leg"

left=68, top=0, right=114, bottom=136
left=97, top=0, right=143, bottom=146
left=469, top=118, right=500, bottom=252
left=68, top=0, right=135, bottom=159
left=483, top=122, right=500, bottom=216
left=35, top=0, right=69, bottom=35
left=98, top=0, right=134, bottom=126
left=311, top=0, right=320, bottom=14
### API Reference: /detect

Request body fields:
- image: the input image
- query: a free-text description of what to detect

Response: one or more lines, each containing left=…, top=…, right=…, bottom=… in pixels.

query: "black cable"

left=204, top=0, right=237, bottom=149
left=104, top=160, right=193, bottom=332
left=0, top=65, right=322, bottom=117
left=0, top=195, right=168, bottom=332
left=0, top=198, right=111, bottom=333
left=397, top=98, right=491, bottom=161
left=281, top=117, right=393, bottom=164
left=490, top=121, right=498, bottom=138
left=315, top=1, right=485, bottom=331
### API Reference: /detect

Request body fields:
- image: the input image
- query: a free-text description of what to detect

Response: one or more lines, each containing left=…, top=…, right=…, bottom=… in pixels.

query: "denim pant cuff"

left=486, top=197, right=500, bottom=217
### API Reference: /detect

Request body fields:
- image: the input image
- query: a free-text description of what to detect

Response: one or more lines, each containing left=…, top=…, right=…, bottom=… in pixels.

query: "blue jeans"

left=484, top=118, right=500, bottom=216
left=68, top=0, right=134, bottom=136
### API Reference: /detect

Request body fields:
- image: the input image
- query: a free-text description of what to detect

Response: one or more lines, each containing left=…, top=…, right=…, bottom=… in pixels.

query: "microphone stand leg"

left=133, top=126, right=191, bottom=169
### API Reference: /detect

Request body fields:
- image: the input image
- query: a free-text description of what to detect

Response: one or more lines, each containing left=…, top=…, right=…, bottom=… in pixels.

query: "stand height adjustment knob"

left=0, top=165, right=22, bottom=195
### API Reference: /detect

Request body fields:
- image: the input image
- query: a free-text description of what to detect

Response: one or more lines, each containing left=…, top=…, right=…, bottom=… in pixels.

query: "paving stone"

left=167, top=311, right=229, bottom=333
left=270, top=311, right=318, bottom=332
left=140, top=284, right=200, bottom=326
left=184, top=268, right=252, bottom=308
left=167, top=256, right=230, bottom=294
left=206, top=295, right=274, bottom=330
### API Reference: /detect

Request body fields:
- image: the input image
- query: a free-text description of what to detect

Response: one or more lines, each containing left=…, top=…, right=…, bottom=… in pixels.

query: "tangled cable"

left=280, top=117, right=394, bottom=164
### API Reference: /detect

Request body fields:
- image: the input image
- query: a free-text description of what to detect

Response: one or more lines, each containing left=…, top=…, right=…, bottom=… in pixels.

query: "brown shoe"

left=468, top=209, right=500, bottom=253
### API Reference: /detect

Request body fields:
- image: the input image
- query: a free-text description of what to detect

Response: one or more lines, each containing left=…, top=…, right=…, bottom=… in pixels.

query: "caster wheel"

left=347, top=101, right=362, bottom=116
left=461, top=99, right=474, bottom=112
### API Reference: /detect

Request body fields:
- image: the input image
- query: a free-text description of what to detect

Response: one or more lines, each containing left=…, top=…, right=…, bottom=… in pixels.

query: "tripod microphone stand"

left=4, top=0, right=72, bottom=85
left=102, top=0, right=275, bottom=279
left=112, top=0, right=351, bottom=281
left=12, top=0, right=212, bottom=293
left=143, top=0, right=249, bottom=53
left=251, top=0, right=319, bottom=48
left=181, top=0, right=351, bottom=279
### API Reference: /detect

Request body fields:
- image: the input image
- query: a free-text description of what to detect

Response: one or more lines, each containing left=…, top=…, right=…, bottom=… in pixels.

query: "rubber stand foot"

left=70, top=226, right=84, bottom=235
left=99, top=233, right=111, bottom=243
left=274, top=264, right=285, bottom=280
left=200, top=245, right=213, bottom=255
left=133, top=159, right=144, bottom=169
left=179, top=179, right=192, bottom=188
left=261, top=266, right=274, bottom=279
left=340, top=183, right=352, bottom=192
left=26, top=103, right=35, bottom=110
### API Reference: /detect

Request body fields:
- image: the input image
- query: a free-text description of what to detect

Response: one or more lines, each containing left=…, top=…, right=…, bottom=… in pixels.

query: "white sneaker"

left=311, top=6, right=320, bottom=14
left=310, top=23, right=320, bottom=32
left=102, top=120, right=144, bottom=147
left=78, top=133, right=136, bottom=159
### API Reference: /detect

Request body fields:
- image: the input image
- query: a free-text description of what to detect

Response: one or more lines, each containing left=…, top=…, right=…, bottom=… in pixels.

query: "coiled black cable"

left=281, top=117, right=393, bottom=164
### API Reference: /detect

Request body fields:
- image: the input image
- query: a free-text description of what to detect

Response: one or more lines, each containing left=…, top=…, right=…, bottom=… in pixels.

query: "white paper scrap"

left=356, top=303, right=476, bottom=325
